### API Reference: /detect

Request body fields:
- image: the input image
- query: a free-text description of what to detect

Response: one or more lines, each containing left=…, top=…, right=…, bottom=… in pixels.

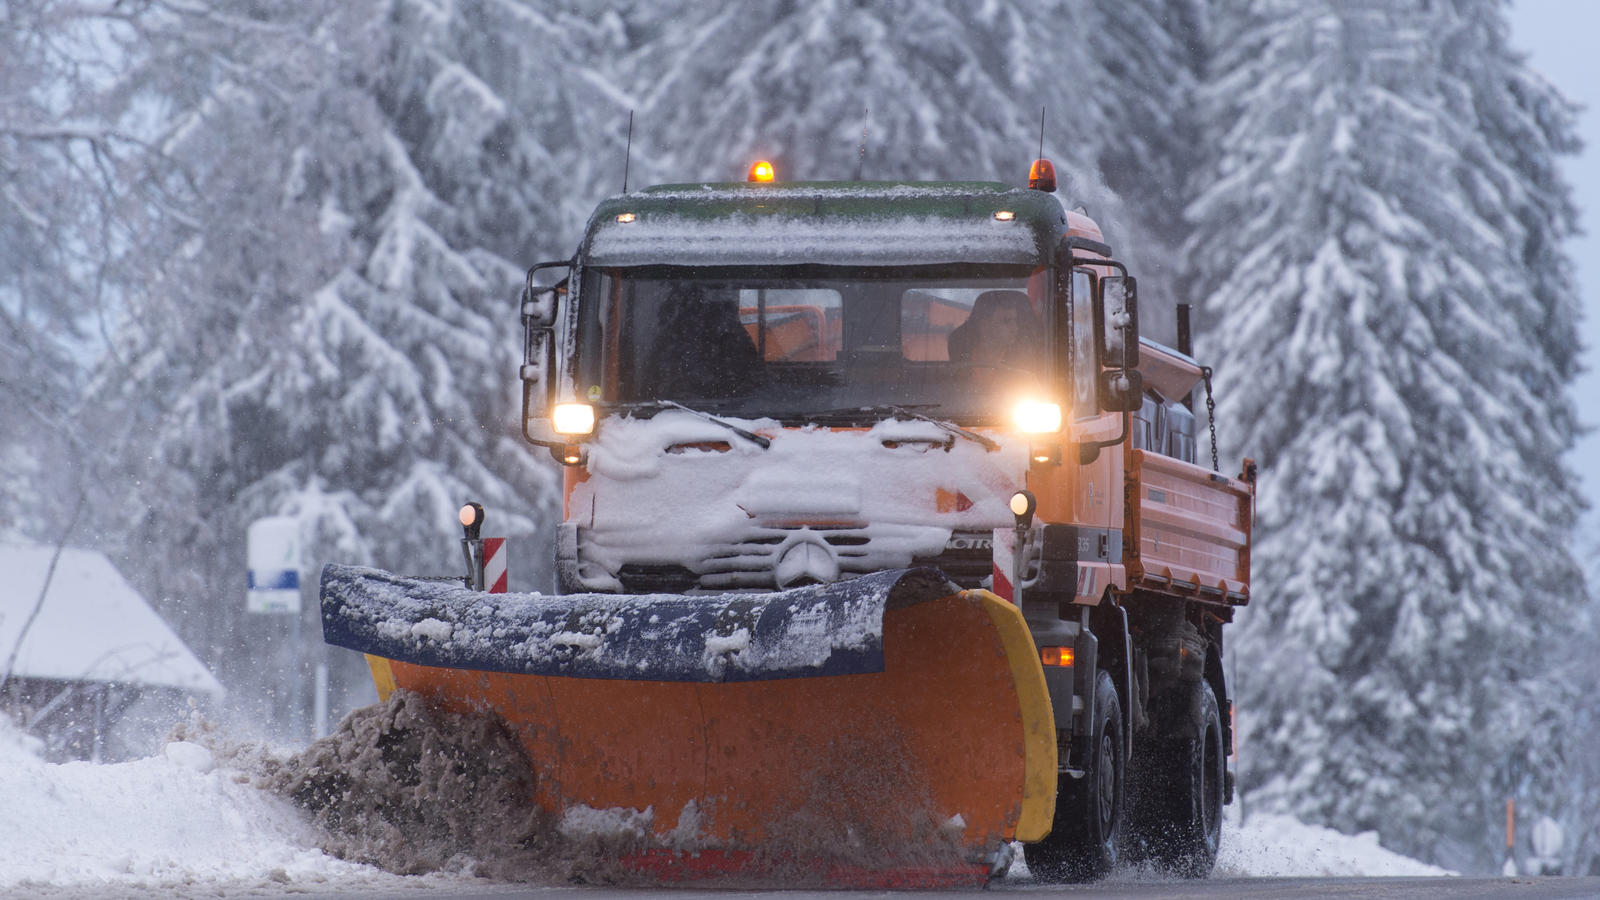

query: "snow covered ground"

left=0, top=713, right=426, bottom=897
left=0, top=711, right=1447, bottom=898
left=1214, top=811, right=1450, bottom=878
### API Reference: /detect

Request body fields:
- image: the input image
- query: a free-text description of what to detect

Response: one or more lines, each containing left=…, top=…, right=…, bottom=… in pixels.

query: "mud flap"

left=321, top=565, right=1055, bottom=861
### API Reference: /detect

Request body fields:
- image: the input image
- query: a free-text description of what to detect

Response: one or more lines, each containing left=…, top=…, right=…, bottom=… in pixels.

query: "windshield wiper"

left=609, top=400, right=771, bottom=449
left=886, top=405, right=999, bottom=452
left=805, top=404, right=998, bottom=452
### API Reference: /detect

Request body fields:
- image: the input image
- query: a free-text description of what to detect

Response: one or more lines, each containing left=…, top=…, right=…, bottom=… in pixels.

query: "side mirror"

left=521, top=330, right=555, bottom=430
left=521, top=281, right=560, bottom=442
left=1098, top=275, right=1139, bottom=368
left=1098, top=368, right=1144, bottom=413
left=523, top=284, right=557, bottom=328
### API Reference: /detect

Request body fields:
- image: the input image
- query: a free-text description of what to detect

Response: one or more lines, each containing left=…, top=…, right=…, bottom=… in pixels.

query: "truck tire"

left=1024, top=669, right=1124, bottom=882
left=1128, top=679, right=1224, bottom=877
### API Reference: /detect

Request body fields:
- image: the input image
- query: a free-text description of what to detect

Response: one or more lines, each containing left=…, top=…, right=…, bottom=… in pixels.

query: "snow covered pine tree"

left=619, top=0, right=1119, bottom=210
left=1083, top=0, right=1210, bottom=343
left=84, top=0, right=632, bottom=733
left=1184, top=0, right=1588, bottom=871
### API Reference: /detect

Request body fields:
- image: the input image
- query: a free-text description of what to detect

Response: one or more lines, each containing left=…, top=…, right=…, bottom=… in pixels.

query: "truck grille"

left=911, top=547, right=993, bottom=589
left=607, top=525, right=990, bottom=593
left=616, top=564, right=700, bottom=594
left=697, top=525, right=879, bottom=590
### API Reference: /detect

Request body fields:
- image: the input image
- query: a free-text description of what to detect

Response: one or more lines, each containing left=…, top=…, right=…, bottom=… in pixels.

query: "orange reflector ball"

left=1040, top=646, right=1074, bottom=667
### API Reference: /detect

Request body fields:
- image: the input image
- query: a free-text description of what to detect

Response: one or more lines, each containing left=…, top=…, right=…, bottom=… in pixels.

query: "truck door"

left=1066, top=266, right=1122, bottom=599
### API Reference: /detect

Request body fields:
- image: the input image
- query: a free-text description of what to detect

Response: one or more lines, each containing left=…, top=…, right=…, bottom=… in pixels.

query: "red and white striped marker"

left=483, top=537, right=508, bottom=593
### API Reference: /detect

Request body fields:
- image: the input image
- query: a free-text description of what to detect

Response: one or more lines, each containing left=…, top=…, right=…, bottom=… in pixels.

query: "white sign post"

left=247, top=517, right=302, bottom=614
left=247, top=515, right=318, bottom=742
left=1531, top=815, right=1564, bottom=875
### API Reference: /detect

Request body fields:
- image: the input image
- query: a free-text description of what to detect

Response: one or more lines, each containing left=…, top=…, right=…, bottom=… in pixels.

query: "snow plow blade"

left=320, top=564, right=1056, bottom=871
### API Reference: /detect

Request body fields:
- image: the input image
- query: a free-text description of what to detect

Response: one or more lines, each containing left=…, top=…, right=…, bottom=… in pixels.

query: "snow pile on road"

left=1217, top=811, right=1454, bottom=877
left=266, top=691, right=968, bottom=884
left=0, top=701, right=1452, bottom=894
left=0, top=709, right=403, bottom=895
left=254, top=689, right=573, bottom=881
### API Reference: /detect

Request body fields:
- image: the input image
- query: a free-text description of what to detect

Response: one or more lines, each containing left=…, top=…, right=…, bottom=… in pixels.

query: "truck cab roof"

left=581, top=180, right=1092, bottom=268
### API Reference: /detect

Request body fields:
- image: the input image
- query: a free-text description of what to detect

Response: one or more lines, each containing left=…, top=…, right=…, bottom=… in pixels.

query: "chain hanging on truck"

left=1201, top=366, right=1219, bottom=473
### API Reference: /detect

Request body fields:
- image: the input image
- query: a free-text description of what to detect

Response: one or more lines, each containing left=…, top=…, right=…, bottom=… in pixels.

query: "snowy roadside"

left=1215, top=811, right=1452, bottom=877
left=0, top=713, right=451, bottom=897
left=0, top=711, right=1449, bottom=897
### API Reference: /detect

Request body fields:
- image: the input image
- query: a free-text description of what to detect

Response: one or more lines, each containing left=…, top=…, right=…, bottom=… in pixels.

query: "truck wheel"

left=1024, top=669, right=1124, bottom=882
left=1129, top=679, right=1224, bottom=877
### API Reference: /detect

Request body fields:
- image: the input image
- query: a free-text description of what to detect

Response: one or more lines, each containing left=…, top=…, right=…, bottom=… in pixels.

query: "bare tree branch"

left=0, top=491, right=88, bottom=693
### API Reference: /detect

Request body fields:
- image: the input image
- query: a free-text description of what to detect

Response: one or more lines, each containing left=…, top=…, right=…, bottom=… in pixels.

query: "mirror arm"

left=524, top=258, right=574, bottom=296
left=1078, top=411, right=1131, bottom=465
left=1066, top=254, right=1128, bottom=275
left=1063, top=234, right=1113, bottom=256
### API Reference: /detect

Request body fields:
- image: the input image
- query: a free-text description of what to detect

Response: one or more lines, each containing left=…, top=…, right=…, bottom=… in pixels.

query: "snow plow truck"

left=319, top=158, right=1254, bottom=883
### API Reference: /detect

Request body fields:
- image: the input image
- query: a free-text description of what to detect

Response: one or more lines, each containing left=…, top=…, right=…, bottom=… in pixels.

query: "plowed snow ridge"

left=0, top=702, right=1448, bottom=895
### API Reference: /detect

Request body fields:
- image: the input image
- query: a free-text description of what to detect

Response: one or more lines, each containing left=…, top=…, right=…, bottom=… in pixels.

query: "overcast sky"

left=1509, top=1, right=1599, bottom=531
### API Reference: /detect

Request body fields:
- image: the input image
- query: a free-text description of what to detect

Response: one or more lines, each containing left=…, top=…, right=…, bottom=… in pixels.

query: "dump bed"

left=1124, top=450, right=1252, bottom=605
left=1126, top=339, right=1254, bottom=606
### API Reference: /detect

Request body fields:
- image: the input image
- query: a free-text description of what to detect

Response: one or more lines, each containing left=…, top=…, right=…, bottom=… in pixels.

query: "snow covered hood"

left=319, top=565, right=958, bottom=683
left=565, top=412, right=1028, bottom=592
left=583, top=181, right=1064, bottom=266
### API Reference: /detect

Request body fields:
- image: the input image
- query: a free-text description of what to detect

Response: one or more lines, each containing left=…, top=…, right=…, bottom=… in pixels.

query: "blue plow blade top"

left=318, top=564, right=958, bottom=684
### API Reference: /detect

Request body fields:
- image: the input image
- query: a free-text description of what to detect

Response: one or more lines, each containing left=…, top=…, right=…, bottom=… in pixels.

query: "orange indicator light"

left=1040, top=647, right=1074, bottom=667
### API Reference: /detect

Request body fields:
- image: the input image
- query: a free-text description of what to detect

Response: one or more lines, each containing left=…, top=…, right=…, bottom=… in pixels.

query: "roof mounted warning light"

left=1028, top=158, right=1057, bottom=193
left=748, top=160, right=776, bottom=183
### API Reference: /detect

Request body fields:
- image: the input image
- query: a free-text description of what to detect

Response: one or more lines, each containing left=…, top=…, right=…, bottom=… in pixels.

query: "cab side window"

left=1071, top=269, right=1097, bottom=419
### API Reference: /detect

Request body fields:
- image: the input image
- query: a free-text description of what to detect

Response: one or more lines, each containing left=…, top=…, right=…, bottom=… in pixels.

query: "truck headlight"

left=1012, top=400, right=1062, bottom=434
left=552, top=403, right=596, bottom=435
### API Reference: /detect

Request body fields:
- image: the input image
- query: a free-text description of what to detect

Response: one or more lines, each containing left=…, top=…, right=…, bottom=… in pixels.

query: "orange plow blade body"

left=321, top=565, right=1056, bottom=870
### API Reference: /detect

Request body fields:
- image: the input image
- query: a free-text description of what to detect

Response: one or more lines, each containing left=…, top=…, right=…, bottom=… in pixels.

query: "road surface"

left=15, top=876, right=1600, bottom=900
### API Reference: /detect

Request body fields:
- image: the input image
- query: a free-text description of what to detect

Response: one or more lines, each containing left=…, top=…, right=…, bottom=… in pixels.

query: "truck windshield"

left=577, top=264, right=1053, bottom=425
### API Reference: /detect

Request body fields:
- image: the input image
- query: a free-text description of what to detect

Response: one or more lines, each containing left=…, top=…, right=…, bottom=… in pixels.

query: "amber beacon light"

left=1028, top=158, right=1056, bottom=193
left=747, top=159, right=776, bottom=182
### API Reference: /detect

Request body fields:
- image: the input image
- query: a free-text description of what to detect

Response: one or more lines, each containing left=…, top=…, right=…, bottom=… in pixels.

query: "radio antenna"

left=854, top=108, right=869, bottom=180
left=622, top=110, right=634, bottom=193
left=1036, top=106, right=1046, bottom=162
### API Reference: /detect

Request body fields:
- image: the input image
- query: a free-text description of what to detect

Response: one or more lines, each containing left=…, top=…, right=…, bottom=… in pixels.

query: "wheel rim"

left=1097, top=732, right=1116, bottom=834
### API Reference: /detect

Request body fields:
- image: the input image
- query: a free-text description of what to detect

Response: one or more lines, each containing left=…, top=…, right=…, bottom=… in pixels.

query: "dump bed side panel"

left=1123, top=449, right=1252, bottom=604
